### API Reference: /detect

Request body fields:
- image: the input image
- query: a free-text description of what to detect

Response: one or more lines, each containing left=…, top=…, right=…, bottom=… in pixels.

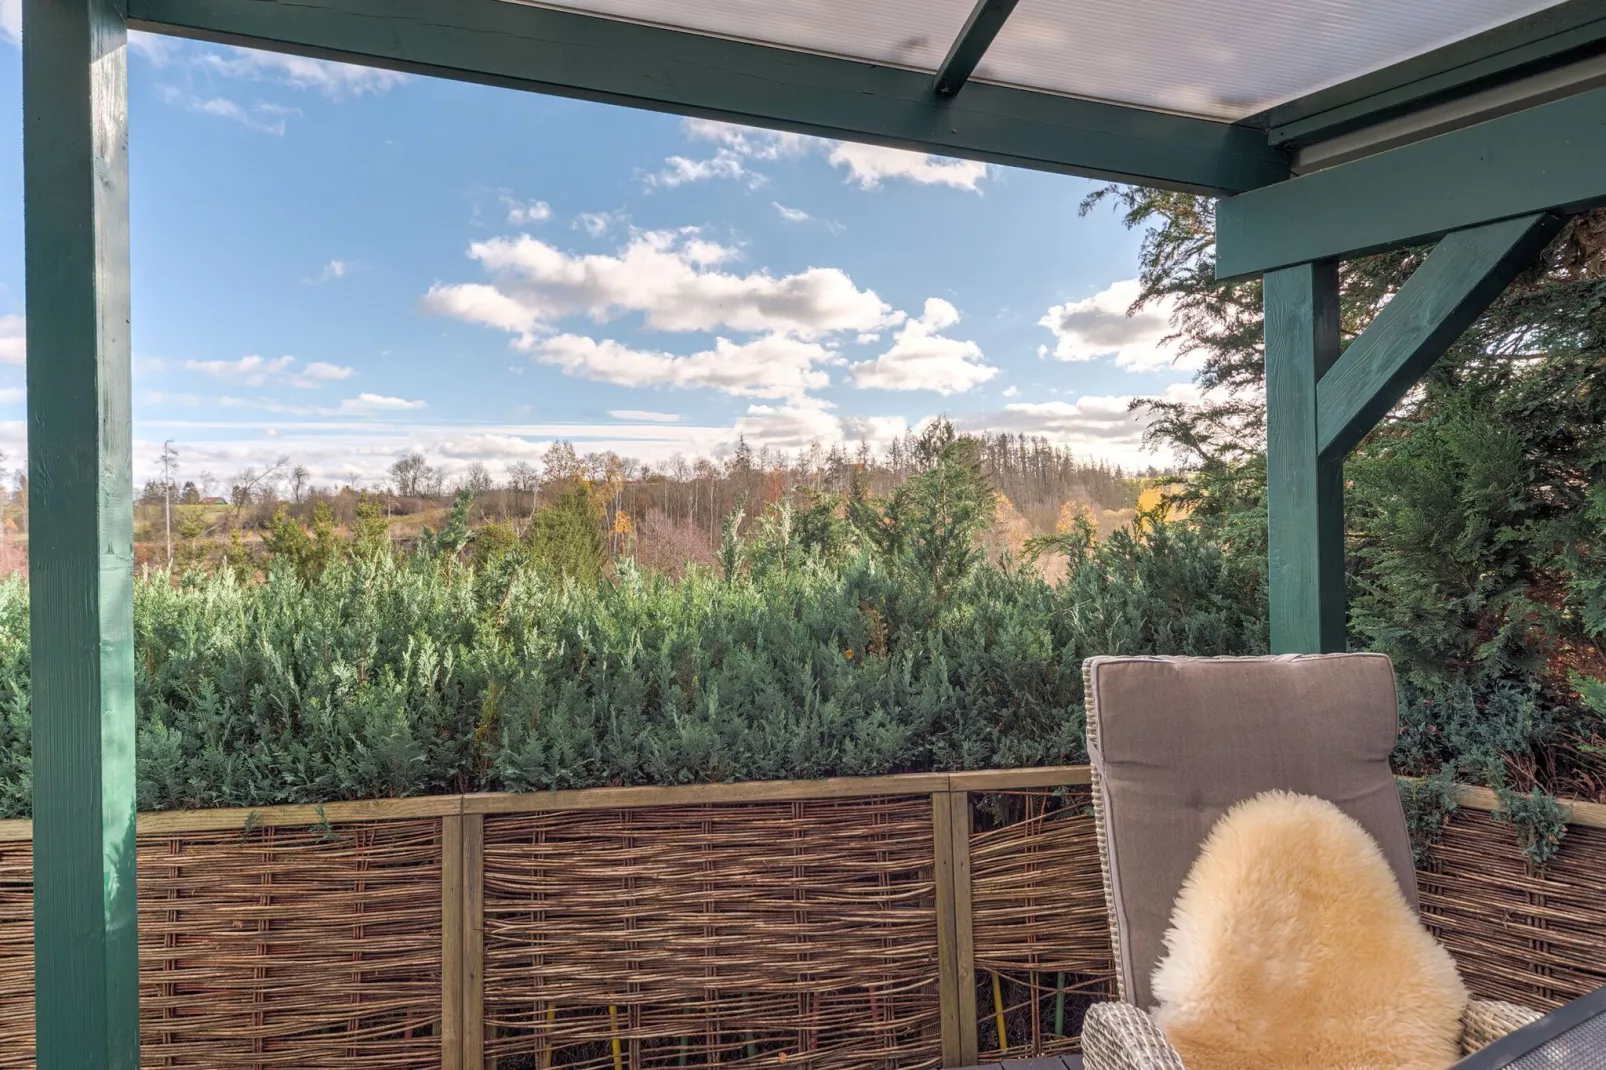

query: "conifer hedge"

left=0, top=515, right=1266, bottom=818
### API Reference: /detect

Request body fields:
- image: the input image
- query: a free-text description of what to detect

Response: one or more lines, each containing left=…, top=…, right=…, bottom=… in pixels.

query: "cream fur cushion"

left=1150, top=790, right=1468, bottom=1070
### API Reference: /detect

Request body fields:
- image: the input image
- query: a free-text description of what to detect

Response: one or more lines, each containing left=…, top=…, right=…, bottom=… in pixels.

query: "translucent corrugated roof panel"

left=975, top=0, right=1570, bottom=120
left=514, top=0, right=1570, bottom=122
left=521, top=0, right=980, bottom=70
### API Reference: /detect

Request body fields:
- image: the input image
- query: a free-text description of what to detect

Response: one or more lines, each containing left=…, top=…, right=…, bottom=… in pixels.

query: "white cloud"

left=422, top=229, right=897, bottom=340
left=1038, top=279, right=1198, bottom=372
left=947, top=383, right=1206, bottom=469
left=0, top=387, right=22, bottom=404
left=504, top=197, right=552, bottom=226
left=300, top=361, right=355, bottom=382
left=531, top=332, right=837, bottom=400
left=196, top=47, right=406, bottom=99
left=0, top=315, right=23, bottom=365
left=186, top=354, right=296, bottom=386
left=733, top=398, right=909, bottom=455
left=773, top=202, right=811, bottom=223
left=649, top=153, right=753, bottom=188
left=575, top=211, right=619, bottom=237
left=315, top=259, right=349, bottom=283
left=183, top=354, right=351, bottom=389
left=850, top=298, right=996, bottom=395
left=128, top=32, right=180, bottom=65
left=827, top=143, right=989, bottom=191
left=155, top=88, right=294, bottom=135
left=338, top=393, right=427, bottom=414
left=647, top=120, right=809, bottom=188
left=685, top=119, right=808, bottom=160
left=610, top=410, right=681, bottom=423
left=1002, top=386, right=1019, bottom=397
left=0, top=0, right=18, bottom=46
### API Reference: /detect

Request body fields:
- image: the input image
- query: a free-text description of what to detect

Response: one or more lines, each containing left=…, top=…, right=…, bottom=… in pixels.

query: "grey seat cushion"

left=1083, top=653, right=1416, bottom=1011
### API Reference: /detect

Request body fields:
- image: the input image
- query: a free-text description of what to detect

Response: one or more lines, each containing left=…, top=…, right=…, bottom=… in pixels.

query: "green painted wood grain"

left=1218, top=85, right=1606, bottom=280
left=126, top=0, right=1287, bottom=196
left=23, top=0, right=139, bottom=1065
left=1317, top=214, right=1563, bottom=461
left=1265, top=262, right=1346, bottom=655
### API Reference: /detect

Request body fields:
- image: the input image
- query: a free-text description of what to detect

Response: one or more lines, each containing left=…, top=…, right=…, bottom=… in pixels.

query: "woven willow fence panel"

left=480, top=797, right=943, bottom=1070
left=0, top=842, right=29, bottom=1068
left=0, top=819, right=444, bottom=1070
left=969, top=792, right=1115, bottom=1062
left=2, top=771, right=1606, bottom=1070
left=1422, top=810, right=1606, bottom=1010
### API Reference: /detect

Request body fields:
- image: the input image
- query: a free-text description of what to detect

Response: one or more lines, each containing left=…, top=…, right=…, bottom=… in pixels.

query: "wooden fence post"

left=463, top=813, right=488, bottom=1069
left=934, top=790, right=978, bottom=1067
left=443, top=814, right=466, bottom=1070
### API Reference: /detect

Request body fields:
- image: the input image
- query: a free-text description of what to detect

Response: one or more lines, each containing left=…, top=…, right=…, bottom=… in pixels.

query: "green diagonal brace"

left=1316, top=213, right=1564, bottom=461
left=23, top=0, right=140, bottom=1066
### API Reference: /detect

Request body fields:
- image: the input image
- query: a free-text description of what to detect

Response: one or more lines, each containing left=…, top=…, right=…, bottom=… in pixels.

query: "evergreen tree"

left=1087, top=187, right=1606, bottom=794
left=526, top=480, right=607, bottom=584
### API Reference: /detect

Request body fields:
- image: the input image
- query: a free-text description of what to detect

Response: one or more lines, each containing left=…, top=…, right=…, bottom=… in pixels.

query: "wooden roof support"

left=1263, top=213, right=1564, bottom=653
left=22, top=0, right=140, bottom=1065
left=933, top=0, right=1021, bottom=98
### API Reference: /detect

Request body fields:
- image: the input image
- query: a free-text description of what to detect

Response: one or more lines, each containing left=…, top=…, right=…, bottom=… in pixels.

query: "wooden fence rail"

left=0, top=768, right=1603, bottom=1069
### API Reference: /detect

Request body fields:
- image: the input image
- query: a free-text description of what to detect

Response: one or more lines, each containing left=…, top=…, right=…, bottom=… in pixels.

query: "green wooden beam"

left=1317, top=213, right=1562, bottom=461
left=125, top=0, right=1288, bottom=196
left=1265, top=262, right=1345, bottom=655
left=933, top=0, right=1020, bottom=98
left=1216, top=84, right=1606, bottom=280
left=23, top=0, right=140, bottom=1066
left=1261, top=0, right=1606, bottom=147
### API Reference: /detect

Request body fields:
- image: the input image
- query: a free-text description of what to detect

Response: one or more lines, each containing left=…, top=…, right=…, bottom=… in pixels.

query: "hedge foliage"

left=0, top=504, right=1267, bottom=818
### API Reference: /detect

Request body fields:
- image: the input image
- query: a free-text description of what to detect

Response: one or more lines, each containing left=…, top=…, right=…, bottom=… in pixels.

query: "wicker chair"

left=1077, top=653, right=1542, bottom=1070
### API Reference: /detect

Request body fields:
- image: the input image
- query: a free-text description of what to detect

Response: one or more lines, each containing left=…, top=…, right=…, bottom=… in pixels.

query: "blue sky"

left=0, top=12, right=1200, bottom=488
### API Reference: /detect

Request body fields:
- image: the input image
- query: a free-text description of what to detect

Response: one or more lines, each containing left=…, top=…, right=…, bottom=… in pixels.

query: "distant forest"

left=55, top=430, right=1164, bottom=577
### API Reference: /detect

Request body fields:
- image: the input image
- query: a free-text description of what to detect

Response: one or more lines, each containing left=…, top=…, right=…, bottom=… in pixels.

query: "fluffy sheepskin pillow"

left=1150, top=790, right=1467, bottom=1070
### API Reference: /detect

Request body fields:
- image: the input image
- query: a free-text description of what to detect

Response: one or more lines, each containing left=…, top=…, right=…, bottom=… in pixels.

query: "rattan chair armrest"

left=1461, top=997, right=1544, bottom=1055
left=1081, top=1001, right=1188, bottom=1070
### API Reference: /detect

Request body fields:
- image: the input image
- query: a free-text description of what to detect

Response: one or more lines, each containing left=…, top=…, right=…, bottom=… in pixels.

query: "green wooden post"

left=1264, top=261, right=1344, bottom=654
left=22, top=1, right=140, bottom=1067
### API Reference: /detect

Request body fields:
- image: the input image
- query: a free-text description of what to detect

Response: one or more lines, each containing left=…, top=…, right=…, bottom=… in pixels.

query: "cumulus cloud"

left=314, top=259, right=350, bottom=283
left=646, top=119, right=808, bottom=188
left=338, top=393, right=427, bottom=414
left=773, top=203, right=811, bottom=223
left=827, top=143, right=989, bottom=191
left=422, top=229, right=897, bottom=341
left=0, top=315, right=23, bottom=365
left=850, top=298, right=996, bottom=395
left=1038, top=279, right=1197, bottom=372
left=0, top=0, right=18, bottom=46
left=530, top=332, right=838, bottom=400
left=504, top=197, right=552, bottom=226
left=610, top=410, right=680, bottom=423
left=300, top=361, right=355, bottom=382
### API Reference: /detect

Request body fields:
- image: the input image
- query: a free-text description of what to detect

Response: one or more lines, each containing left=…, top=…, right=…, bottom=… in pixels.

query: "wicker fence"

left=0, top=771, right=1602, bottom=1069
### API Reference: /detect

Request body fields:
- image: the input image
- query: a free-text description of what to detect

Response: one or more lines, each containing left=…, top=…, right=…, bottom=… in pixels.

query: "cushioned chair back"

left=1083, top=653, right=1417, bottom=1010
